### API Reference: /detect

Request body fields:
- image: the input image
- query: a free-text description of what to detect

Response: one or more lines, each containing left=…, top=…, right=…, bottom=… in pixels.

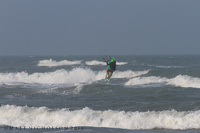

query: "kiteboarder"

left=106, top=57, right=116, bottom=79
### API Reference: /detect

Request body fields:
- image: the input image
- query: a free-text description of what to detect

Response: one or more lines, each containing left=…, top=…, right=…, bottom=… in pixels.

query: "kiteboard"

left=105, top=72, right=113, bottom=81
left=103, top=55, right=113, bottom=81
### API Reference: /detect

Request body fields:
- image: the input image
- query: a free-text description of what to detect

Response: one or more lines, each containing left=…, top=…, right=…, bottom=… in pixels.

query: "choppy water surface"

left=1, top=55, right=200, bottom=133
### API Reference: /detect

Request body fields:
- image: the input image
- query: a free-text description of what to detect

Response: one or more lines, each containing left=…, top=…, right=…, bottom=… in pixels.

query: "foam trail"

left=147, top=64, right=185, bottom=69
left=116, top=62, right=128, bottom=65
left=73, top=84, right=83, bottom=94
left=93, top=70, right=149, bottom=81
left=1, top=105, right=200, bottom=130
left=125, top=76, right=168, bottom=87
left=125, top=75, right=200, bottom=88
left=38, top=59, right=81, bottom=67
left=113, top=70, right=149, bottom=79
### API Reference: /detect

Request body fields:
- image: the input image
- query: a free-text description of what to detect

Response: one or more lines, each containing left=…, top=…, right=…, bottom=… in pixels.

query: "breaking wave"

left=125, top=75, right=200, bottom=88
left=169, top=75, right=200, bottom=88
left=0, top=68, right=149, bottom=88
left=0, top=68, right=95, bottom=87
left=1, top=105, right=200, bottom=130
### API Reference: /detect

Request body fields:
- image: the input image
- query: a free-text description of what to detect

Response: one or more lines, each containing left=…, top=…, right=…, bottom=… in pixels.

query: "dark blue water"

left=1, top=55, right=200, bottom=133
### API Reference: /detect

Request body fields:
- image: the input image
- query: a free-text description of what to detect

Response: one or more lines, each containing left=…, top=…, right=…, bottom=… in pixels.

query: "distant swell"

left=1, top=105, right=200, bottom=130
left=38, top=59, right=81, bottom=67
left=85, top=60, right=105, bottom=65
left=38, top=59, right=128, bottom=67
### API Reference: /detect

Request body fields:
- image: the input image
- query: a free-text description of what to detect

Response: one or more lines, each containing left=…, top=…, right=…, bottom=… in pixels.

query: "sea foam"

left=1, top=105, right=200, bottom=130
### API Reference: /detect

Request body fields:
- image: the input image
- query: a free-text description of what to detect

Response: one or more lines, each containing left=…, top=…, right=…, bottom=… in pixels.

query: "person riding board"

left=106, top=57, right=116, bottom=78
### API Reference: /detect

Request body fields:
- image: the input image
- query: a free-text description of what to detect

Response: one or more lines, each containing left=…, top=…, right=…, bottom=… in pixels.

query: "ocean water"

left=1, top=55, right=200, bottom=133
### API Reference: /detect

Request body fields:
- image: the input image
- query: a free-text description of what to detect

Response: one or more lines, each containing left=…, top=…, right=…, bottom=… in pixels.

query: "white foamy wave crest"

left=125, top=75, right=200, bottom=88
left=169, top=75, right=200, bottom=88
left=85, top=60, right=128, bottom=66
left=38, top=59, right=81, bottom=67
left=1, top=105, right=200, bottom=130
left=0, top=68, right=96, bottom=87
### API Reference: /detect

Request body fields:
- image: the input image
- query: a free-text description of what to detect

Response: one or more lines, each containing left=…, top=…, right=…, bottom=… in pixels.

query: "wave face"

left=125, top=75, right=200, bottom=88
left=38, top=59, right=81, bottom=67
left=1, top=105, right=200, bottom=130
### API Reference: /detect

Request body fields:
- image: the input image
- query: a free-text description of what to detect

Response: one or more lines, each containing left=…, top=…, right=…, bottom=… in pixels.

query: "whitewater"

left=1, top=55, right=200, bottom=133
